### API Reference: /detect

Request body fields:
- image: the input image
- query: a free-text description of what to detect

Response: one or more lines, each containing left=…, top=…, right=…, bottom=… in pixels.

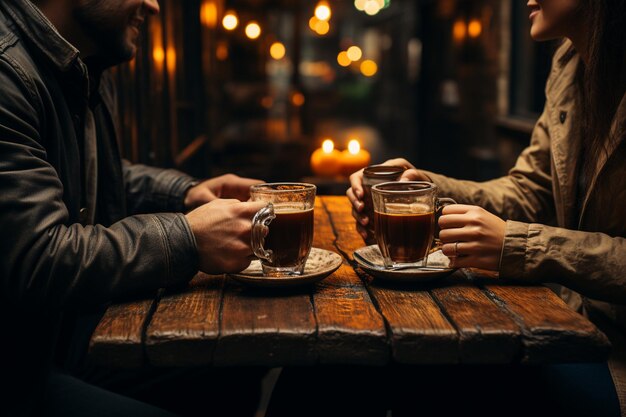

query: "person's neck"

left=32, top=0, right=97, bottom=59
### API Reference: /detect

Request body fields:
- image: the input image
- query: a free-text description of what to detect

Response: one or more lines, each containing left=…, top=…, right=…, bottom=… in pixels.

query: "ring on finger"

left=453, top=241, right=459, bottom=257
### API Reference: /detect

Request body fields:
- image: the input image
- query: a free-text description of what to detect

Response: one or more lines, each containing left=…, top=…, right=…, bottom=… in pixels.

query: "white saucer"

left=353, top=245, right=456, bottom=282
left=228, top=247, right=342, bottom=288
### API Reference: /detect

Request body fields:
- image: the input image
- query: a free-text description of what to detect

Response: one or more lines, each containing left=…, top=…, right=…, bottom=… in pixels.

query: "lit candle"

left=340, top=139, right=371, bottom=176
left=310, top=139, right=342, bottom=177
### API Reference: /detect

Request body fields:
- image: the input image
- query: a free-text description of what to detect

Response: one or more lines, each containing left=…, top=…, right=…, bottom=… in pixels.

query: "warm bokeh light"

left=222, top=12, right=238, bottom=30
left=166, top=47, right=176, bottom=73
left=348, top=139, right=361, bottom=155
left=261, top=96, right=273, bottom=109
left=291, top=92, right=305, bottom=106
left=314, top=2, right=332, bottom=21
left=364, top=0, right=381, bottom=15
left=270, top=42, right=286, bottom=60
left=200, top=1, right=218, bottom=28
left=453, top=19, right=466, bottom=42
left=360, top=59, right=378, bottom=76
left=337, top=51, right=351, bottom=67
left=347, top=46, right=362, bottom=61
left=322, top=139, right=334, bottom=153
left=468, top=19, right=482, bottom=38
left=216, top=42, right=228, bottom=60
left=354, top=0, right=367, bottom=11
left=245, top=22, right=261, bottom=39
left=314, top=20, right=330, bottom=35
left=153, top=46, right=165, bottom=66
left=309, top=16, right=329, bottom=35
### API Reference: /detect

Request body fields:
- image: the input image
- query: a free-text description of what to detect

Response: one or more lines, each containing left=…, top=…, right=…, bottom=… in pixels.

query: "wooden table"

left=89, top=196, right=611, bottom=369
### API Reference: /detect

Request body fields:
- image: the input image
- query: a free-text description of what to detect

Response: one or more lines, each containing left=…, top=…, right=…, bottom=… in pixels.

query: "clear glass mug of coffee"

left=362, top=165, right=407, bottom=244
left=371, top=181, right=456, bottom=269
left=250, top=183, right=316, bottom=277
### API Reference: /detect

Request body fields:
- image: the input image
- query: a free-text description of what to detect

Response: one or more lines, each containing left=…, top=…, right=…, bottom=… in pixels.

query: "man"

left=0, top=0, right=266, bottom=415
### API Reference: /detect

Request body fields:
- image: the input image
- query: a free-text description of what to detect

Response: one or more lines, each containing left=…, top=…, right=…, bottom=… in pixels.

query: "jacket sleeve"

left=123, top=160, right=198, bottom=214
left=0, top=60, right=198, bottom=311
left=500, top=221, right=626, bottom=304
left=422, top=106, right=556, bottom=224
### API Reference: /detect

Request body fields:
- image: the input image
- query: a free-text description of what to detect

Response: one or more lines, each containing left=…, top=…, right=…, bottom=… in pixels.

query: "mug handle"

left=251, top=203, right=276, bottom=262
left=433, top=197, right=457, bottom=251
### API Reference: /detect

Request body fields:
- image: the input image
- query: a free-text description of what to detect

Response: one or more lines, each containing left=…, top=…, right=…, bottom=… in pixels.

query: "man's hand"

left=184, top=174, right=263, bottom=210
left=346, top=158, right=429, bottom=240
left=438, top=204, right=506, bottom=272
left=185, top=199, right=266, bottom=274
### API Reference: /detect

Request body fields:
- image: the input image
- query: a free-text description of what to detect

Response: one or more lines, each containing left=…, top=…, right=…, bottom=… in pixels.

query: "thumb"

left=400, top=169, right=430, bottom=182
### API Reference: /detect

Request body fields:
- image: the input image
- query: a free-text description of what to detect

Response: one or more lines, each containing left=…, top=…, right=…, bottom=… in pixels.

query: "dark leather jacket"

left=0, top=1, right=199, bottom=415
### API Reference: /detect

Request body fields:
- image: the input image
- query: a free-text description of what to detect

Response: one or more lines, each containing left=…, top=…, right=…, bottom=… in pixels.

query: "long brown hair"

left=578, top=0, right=626, bottom=180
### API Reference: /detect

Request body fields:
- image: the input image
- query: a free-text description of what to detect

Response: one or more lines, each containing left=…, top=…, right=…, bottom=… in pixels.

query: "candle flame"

left=322, top=139, right=334, bottom=153
left=348, top=139, right=360, bottom=155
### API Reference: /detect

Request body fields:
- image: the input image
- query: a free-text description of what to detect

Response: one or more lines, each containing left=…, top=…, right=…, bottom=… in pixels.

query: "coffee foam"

left=384, top=203, right=432, bottom=215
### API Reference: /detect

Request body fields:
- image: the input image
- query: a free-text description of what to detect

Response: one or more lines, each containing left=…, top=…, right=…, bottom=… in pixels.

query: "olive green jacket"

left=425, top=40, right=626, bottom=414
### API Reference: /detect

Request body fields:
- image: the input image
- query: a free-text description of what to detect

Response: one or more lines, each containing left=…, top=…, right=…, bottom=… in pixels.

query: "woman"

left=346, top=0, right=626, bottom=415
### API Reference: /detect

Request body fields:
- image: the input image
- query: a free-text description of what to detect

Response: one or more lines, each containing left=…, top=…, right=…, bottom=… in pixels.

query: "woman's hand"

left=346, top=158, right=427, bottom=239
left=438, top=205, right=506, bottom=271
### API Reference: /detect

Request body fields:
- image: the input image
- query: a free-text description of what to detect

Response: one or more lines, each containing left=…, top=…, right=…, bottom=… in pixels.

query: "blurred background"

left=114, top=0, right=557, bottom=194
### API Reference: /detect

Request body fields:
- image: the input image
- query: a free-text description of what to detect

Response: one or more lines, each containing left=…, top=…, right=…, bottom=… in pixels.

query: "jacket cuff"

left=154, top=169, right=199, bottom=213
left=153, top=213, right=198, bottom=287
left=499, top=220, right=530, bottom=280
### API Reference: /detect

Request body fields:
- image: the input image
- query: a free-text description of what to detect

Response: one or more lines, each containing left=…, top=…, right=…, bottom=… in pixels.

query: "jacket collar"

left=1, top=0, right=79, bottom=72
left=544, top=40, right=582, bottom=228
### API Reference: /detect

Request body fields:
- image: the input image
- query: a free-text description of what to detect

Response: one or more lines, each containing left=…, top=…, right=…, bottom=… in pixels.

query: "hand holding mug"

left=346, top=158, right=430, bottom=240
left=250, top=183, right=316, bottom=276
left=185, top=199, right=267, bottom=274
left=438, top=205, right=506, bottom=271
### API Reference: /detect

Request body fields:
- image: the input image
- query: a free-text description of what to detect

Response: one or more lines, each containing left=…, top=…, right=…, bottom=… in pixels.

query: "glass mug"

left=250, top=183, right=316, bottom=276
left=362, top=165, right=407, bottom=244
left=371, top=181, right=456, bottom=268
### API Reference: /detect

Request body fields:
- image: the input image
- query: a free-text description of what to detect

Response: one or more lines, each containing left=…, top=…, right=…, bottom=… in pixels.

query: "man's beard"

left=73, top=6, right=136, bottom=67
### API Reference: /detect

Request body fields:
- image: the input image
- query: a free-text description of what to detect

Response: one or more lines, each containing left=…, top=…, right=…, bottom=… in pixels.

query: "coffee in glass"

left=371, top=181, right=455, bottom=268
left=250, top=183, right=316, bottom=276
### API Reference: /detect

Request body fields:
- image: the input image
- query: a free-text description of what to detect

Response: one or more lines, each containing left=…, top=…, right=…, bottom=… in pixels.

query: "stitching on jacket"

left=0, top=31, right=17, bottom=53
left=0, top=53, right=42, bottom=119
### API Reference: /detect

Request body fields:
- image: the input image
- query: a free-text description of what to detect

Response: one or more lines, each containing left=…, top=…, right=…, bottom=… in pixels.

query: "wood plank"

left=145, top=273, right=223, bottom=366
left=485, top=285, right=611, bottom=363
left=320, top=196, right=368, bottom=257
left=368, top=282, right=459, bottom=363
left=88, top=298, right=155, bottom=368
left=323, top=195, right=458, bottom=363
left=312, top=197, right=389, bottom=364
left=214, top=281, right=317, bottom=366
left=431, top=283, right=521, bottom=363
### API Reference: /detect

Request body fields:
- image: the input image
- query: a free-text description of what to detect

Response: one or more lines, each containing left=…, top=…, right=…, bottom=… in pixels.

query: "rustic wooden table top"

left=89, top=196, right=611, bottom=368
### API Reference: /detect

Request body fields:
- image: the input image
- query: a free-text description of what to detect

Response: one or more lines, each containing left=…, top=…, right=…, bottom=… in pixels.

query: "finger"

left=349, top=170, right=365, bottom=199
left=438, top=214, right=471, bottom=229
left=356, top=222, right=368, bottom=240
left=399, top=169, right=430, bottom=182
left=441, top=241, right=480, bottom=257
left=346, top=188, right=364, bottom=212
left=438, top=227, right=476, bottom=243
left=352, top=207, right=369, bottom=226
left=441, top=204, right=476, bottom=215
left=384, top=158, right=415, bottom=169
left=238, top=200, right=268, bottom=215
